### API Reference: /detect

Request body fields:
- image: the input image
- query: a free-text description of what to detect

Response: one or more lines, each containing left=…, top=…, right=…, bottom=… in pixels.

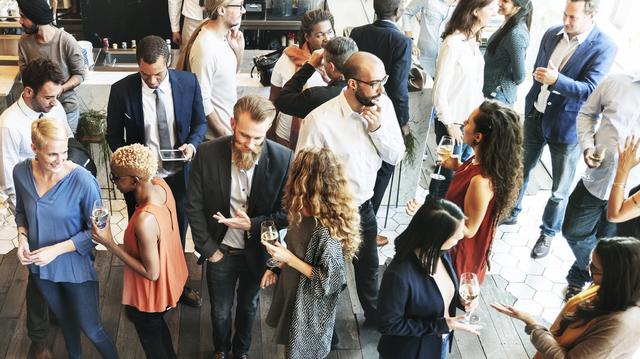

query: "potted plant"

left=76, top=109, right=110, bottom=161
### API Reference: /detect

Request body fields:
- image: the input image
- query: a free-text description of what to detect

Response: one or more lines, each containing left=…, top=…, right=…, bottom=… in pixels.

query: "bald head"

left=342, top=52, right=385, bottom=82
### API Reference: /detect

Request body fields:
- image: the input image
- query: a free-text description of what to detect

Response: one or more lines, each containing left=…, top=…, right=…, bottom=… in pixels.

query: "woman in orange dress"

left=92, top=144, right=188, bottom=359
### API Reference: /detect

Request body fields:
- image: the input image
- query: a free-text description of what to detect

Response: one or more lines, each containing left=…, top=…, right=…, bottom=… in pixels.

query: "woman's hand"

left=406, top=198, right=423, bottom=216
left=617, top=135, right=640, bottom=176
left=461, top=297, right=479, bottom=313
left=439, top=155, right=461, bottom=171
left=17, top=234, right=32, bottom=265
left=261, top=240, right=295, bottom=265
left=91, top=218, right=116, bottom=248
left=29, top=245, right=62, bottom=266
left=260, top=270, right=278, bottom=289
left=490, top=303, right=536, bottom=327
left=445, top=315, right=482, bottom=336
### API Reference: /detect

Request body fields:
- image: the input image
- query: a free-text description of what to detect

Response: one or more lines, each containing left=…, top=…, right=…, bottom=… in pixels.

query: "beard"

left=23, top=23, right=38, bottom=34
left=232, top=139, right=263, bottom=170
left=355, top=88, right=381, bottom=107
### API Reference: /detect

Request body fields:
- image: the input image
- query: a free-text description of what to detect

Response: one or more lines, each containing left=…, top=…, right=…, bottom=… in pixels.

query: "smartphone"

left=159, top=149, right=187, bottom=162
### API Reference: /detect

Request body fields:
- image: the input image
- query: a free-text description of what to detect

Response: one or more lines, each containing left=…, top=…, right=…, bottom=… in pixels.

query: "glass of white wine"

left=431, top=136, right=454, bottom=181
left=92, top=199, right=109, bottom=230
left=261, top=220, right=280, bottom=268
left=459, top=272, right=480, bottom=324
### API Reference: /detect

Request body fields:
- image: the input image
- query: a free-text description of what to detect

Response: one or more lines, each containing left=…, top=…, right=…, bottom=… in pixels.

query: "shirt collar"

left=557, top=24, right=594, bottom=44
left=141, top=70, right=171, bottom=94
left=337, top=90, right=360, bottom=118
left=17, top=94, right=43, bottom=119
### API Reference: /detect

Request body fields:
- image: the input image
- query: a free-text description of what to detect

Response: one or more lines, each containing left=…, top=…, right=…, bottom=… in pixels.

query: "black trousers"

left=125, top=306, right=177, bottom=359
left=352, top=201, right=379, bottom=322
left=370, top=161, right=395, bottom=215
left=26, top=273, right=49, bottom=343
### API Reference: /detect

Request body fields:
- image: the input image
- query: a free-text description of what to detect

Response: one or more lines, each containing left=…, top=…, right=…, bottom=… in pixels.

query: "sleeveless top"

left=121, top=178, right=188, bottom=313
left=445, top=158, right=496, bottom=284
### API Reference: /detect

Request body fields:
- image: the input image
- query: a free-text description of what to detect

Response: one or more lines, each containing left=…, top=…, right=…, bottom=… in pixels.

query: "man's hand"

left=446, top=124, right=463, bottom=145
left=172, top=32, right=182, bottom=46
left=411, top=43, right=420, bottom=57
left=213, top=210, right=251, bottom=231
left=227, top=28, right=245, bottom=56
left=260, top=270, right=278, bottom=289
left=308, top=48, right=324, bottom=68
left=583, top=148, right=599, bottom=168
left=401, top=124, right=411, bottom=136
left=533, top=60, right=558, bottom=86
left=208, top=249, right=224, bottom=263
left=362, top=102, right=382, bottom=133
left=178, top=144, right=195, bottom=161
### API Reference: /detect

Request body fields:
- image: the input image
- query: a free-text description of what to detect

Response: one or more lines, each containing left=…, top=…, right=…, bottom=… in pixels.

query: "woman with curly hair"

left=262, top=148, right=360, bottom=359
left=91, top=144, right=188, bottom=358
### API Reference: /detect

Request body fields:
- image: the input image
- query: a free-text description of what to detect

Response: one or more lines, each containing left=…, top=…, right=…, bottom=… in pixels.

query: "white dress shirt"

left=168, top=0, right=205, bottom=33
left=577, top=72, right=640, bottom=200
left=432, top=31, right=484, bottom=126
left=221, top=160, right=256, bottom=249
left=296, top=91, right=405, bottom=206
left=0, top=96, right=71, bottom=209
left=534, top=26, right=594, bottom=114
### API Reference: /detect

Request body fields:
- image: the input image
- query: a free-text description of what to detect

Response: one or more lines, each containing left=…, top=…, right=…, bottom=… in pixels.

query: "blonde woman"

left=262, top=148, right=361, bottom=359
left=14, top=118, right=118, bottom=359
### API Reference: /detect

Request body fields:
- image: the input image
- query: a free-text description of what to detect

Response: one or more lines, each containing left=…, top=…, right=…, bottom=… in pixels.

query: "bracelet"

left=18, top=232, right=28, bottom=239
left=612, top=182, right=626, bottom=188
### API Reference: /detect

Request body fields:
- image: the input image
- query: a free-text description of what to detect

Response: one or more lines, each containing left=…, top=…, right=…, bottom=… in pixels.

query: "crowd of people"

left=0, top=0, right=639, bottom=358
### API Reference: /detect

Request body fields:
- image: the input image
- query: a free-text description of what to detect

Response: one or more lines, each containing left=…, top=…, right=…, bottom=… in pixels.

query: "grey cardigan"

left=483, top=21, right=530, bottom=105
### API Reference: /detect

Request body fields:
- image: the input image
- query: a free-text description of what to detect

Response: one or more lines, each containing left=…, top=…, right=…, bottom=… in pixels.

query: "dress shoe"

left=31, top=341, right=52, bottom=359
left=179, top=286, right=202, bottom=307
left=530, top=234, right=553, bottom=259
left=564, top=284, right=583, bottom=302
left=498, top=215, right=518, bottom=226
left=212, top=352, right=226, bottom=359
left=376, top=234, right=389, bottom=247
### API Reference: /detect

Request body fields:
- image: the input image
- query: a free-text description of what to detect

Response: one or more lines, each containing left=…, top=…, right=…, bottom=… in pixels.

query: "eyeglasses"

left=226, top=2, right=245, bottom=8
left=353, top=74, right=389, bottom=90
left=110, top=173, right=136, bottom=183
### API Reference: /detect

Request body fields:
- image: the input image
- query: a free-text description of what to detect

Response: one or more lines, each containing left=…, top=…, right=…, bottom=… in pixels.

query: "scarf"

left=283, top=42, right=311, bottom=69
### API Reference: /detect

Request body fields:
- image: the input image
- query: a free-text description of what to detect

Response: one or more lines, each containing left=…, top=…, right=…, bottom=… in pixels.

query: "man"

left=350, top=0, right=412, bottom=246
left=186, top=95, right=292, bottom=359
left=0, top=58, right=73, bottom=359
left=168, top=0, right=206, bottom=46
left=561, top=72, right=640, bottom=300
left=182, top=0, right=245, bottom=139
left=297, top=52, right=405, bottom=326
left=17, top=0, right=85, bottom=134
left=275, top=36, right=358, bottom=119
left=106, top=35, right=207, bottom=306
left=502, top=0, right=617, bottom=259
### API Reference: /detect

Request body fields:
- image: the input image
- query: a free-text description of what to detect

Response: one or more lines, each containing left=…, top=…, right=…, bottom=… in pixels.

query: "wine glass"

left=261, top=220, right=280, bottom=268
left=459, top=272, right=480, bottom=324
left=582, top=145, right=607, bottom=182
left=92, top=199, right=109, bottom=230
left=431, top=136, right=454, bottom=181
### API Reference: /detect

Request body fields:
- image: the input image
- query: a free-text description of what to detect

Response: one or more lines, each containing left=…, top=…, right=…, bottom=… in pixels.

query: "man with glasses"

left=297, top=52, right=405, bottom=328
left=183, top=0, right=245, bottom=139
left=106, top=35, right=207, bottom=306
left=350, top=0, right=412, bottom=247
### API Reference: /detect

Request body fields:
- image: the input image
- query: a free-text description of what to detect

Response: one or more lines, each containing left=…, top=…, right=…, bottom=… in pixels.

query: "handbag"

left=408, top=62, right=429, bottom=92
left=251, top=48, right=283, bottom=87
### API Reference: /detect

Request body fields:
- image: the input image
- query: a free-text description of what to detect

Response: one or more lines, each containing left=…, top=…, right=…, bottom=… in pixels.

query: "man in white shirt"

left=297, top=52, right=405, bottom=326
left=186, top=0, right=245, bottom=139
left=561, top=72, right=640, bottom=300
left=0, top=57, right=72, bottom=359
left=168, top=0, right=206, bottom=46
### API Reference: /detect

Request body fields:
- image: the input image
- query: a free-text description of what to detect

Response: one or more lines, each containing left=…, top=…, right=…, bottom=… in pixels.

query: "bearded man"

left=186, top=95, right=292, bottom=359
left=296, top=51, right=405, bottom=327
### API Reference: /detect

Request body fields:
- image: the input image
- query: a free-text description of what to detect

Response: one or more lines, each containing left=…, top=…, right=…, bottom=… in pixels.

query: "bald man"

left=296, top=52, right=405, bottom=326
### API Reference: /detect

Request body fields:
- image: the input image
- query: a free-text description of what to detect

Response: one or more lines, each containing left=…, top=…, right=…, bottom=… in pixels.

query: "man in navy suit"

left=502, top=0, right=617, bottom=259
left=350, top=0, right=412, bottom=246
left=106, top=35, right=207, bottom=305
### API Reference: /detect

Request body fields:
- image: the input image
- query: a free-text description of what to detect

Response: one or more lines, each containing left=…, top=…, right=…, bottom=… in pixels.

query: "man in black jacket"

left=275, top=36, right=358, bottom=118
left=350, top=0, right=411, bottom=246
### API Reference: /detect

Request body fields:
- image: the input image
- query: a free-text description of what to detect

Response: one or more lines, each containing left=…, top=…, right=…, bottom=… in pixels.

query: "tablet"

left=159, top=149, right=187, bottom=162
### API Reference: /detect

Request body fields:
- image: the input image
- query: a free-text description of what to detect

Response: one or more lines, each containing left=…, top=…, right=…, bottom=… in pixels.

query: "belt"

left=219, top=243, right=245, bottom=256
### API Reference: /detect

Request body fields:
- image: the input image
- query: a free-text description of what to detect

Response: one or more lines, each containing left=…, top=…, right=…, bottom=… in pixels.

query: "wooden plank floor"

left=0, top=249, right=536, bottom=359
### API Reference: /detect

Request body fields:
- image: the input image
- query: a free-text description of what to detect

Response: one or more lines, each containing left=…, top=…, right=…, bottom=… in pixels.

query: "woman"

left=261, top=148, right=361, bottom=358
left=269, top=9, right=335, bottom=148
left=377, top=198, right=480, bottom=359
left=429, top=0, right=498, bottom=198
left=483, top=0, right=532, bottom=105
left=492, top=237, right=640, bottom=358
left=14, top=118, right=118, bottom=359
left=91, top=144, right=188, bottom=358
left=607, top=136, right=640, bottom=227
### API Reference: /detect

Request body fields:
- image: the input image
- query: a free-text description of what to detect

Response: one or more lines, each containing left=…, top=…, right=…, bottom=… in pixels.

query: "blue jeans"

left=511, top=110, right=581, bottom=236
left=428, top=120, right=474, bottom=199
left=66, top=108, right=80, bottom=135
left=562, top=180, right=617, bottom=287
left=206, top=254, right=260, bottom=357
left=353, top=201, right=380, bottom=322
left=34, top=278, right=118, bottom=359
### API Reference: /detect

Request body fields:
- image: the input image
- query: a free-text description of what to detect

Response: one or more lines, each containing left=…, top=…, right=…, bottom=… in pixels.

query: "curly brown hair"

left=473, top=100, right=524, bottom=221
left=283, top=148, right=361, bottom=260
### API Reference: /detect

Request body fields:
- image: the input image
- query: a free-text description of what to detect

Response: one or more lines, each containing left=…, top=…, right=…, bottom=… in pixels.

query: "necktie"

left=154, top=89, right=177, bottom=172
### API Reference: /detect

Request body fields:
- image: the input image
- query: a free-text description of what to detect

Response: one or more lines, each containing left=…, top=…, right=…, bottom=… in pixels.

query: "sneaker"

left=530, top=234, right=553, bottom=259
left=564, top=284, right=583, bottom=302
left=498, top=215, right=518, bottom=226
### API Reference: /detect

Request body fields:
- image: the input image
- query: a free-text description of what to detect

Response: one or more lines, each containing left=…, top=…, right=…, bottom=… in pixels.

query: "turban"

left=17, top=0, right=54, bottom=26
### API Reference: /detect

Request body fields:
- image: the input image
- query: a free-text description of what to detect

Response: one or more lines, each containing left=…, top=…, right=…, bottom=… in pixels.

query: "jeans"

left=371, top=161, right=395, bottom=214
left=562, top=180, right=617, bottom=287
left=441, top=335, right=450, bottom=359
left=353, top=201, right=380, bottom=322
left=66, top=108, right=80, bottom=134
left=33, top=278, right=118, bottom=359
left=125, top=306, right=177, bottom=359
left=511, top=110, right=581, bottom=236
left=428, top=120, right=473, bottom=199
left=206, top=254, right=260, bottom=356
left=26, top=273, right=49, bottom=343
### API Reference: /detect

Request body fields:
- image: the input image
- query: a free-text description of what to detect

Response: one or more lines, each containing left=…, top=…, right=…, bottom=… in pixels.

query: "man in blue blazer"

left=106, top=35, right=207, bottom=304
left=503, top=0, right=617, bottom=259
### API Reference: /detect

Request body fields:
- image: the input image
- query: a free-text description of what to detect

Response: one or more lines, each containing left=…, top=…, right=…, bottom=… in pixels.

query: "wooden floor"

left=0, top=249, right=536, bottom=359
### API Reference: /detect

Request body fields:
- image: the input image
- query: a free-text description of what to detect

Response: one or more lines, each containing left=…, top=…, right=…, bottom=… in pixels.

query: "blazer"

left=377, top=252, right=460, bottom=359
left=524, top=25, right=617, bottom=144
left=350, top=20, right=412, bottom=127
left=106, top=69, right=207, bottom=184
left=185, top=136, right=293, bottom=276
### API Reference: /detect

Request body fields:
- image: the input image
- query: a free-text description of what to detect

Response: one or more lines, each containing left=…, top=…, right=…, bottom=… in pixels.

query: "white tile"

left=499, top=268, right=527, bottom=283
left=513, top=299, right=543, bottom=316
left=517, top=259, right=546, bottom=276
left=533, top=291, right=564, bottom=309
left=506, top=283, right=536, bottom=299
left=525, top=275, right=554, bottom=291
left=492, top=252, right=519, bottom=267
left=541, top=308, right=561, bottom=325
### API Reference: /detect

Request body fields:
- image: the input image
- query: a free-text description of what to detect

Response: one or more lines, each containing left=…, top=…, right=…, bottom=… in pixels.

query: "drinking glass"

left=431, top=136, right=454, bottom=181
left=92, top=199, right=109, bottom=230
left=459, top=272, right=480, bottom=324
left=582, top=145, right=607, bottom=182
left=261, top=220, right=280, bottom=268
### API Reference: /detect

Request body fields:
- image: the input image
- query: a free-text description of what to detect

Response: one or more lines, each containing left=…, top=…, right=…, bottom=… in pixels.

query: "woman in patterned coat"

left=262, top=148, right=361, bottom=358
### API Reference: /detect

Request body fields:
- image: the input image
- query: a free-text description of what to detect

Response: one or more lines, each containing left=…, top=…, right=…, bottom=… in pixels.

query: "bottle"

left=166, top=39, right=171, bottom=53
left=121, top=41, right=128, bottom=50
left=131, top=39, right=137, bottom=49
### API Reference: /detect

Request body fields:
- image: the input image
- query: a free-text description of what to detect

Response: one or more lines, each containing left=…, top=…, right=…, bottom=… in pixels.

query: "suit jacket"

left=524, top=25, right=617, bottom=144
left=185, top=136, right=293, bottom=275
left=106, top=69, right=207, bottom=185
left=350, top=20, right=412, bottom=127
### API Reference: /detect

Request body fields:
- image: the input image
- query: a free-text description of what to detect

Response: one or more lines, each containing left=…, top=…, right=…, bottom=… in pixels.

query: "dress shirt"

left=0, top=96, right=71, bottom=209
left=402, top=0, right=457, bottom=77
left=433, top=31, right=484, bottom=126
left=577, top=73, right=640, bottom=200
left=221, top=160, right=256, bottom=249
left=168, top=0, right=204, bottom=33
left=534, top=26, right=594, bottom=114
left=296, top=91, right=405, bottom=206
